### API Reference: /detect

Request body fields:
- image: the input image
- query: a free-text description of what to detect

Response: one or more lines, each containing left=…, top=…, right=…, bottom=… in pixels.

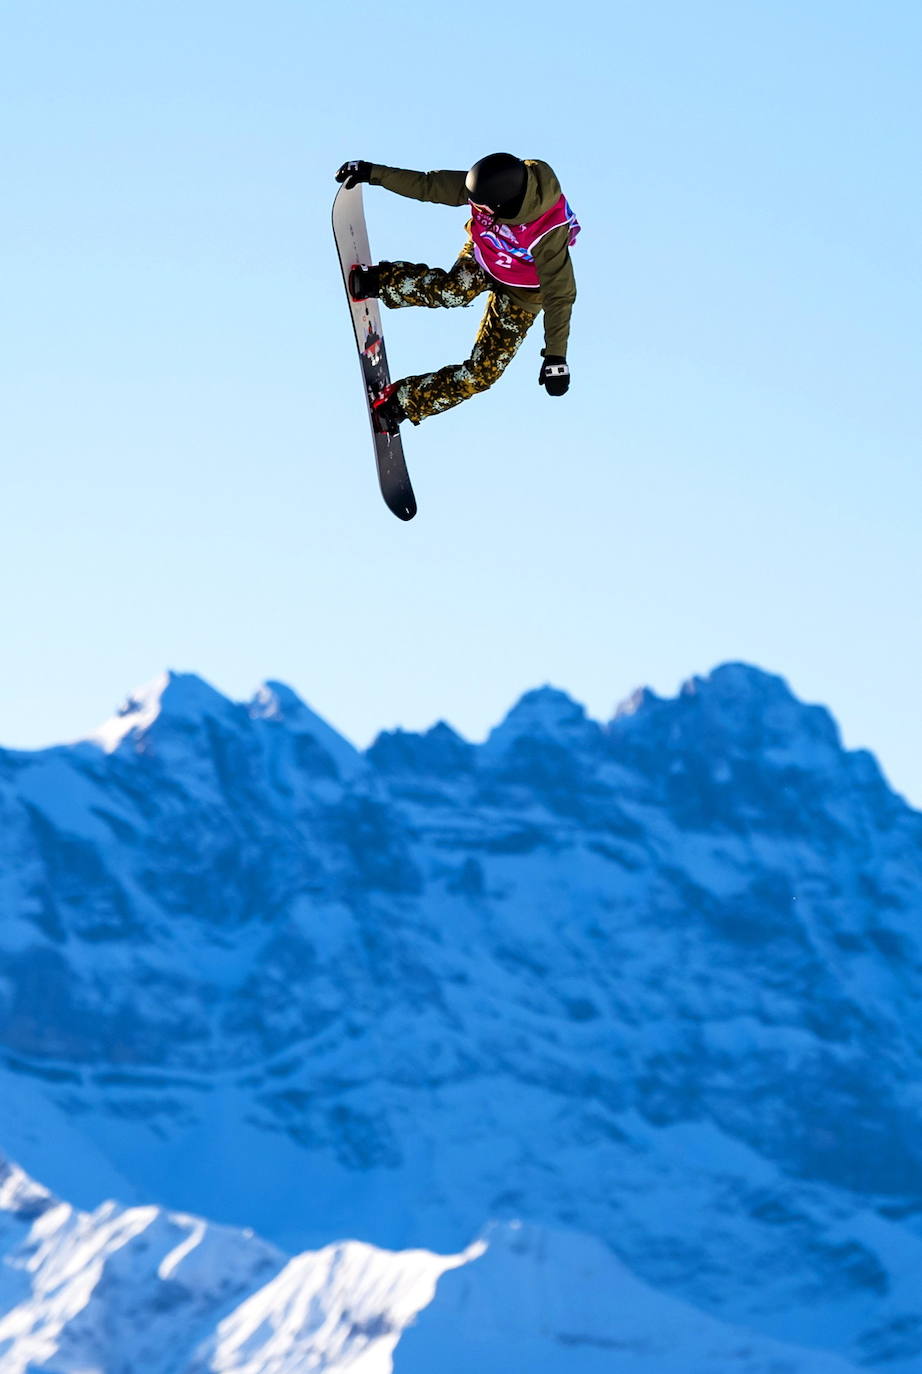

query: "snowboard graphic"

left=332, top=185, right=417, bottom=522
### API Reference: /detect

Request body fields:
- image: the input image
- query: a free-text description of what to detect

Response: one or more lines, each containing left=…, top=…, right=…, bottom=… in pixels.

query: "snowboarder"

left=334, top=154, right=579, bottom=432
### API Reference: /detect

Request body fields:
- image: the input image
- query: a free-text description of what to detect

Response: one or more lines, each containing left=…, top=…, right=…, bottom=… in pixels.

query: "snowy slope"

left=0, top=1157, right=867, bottom=1374
left=3, top=663, right=922, bottom=1368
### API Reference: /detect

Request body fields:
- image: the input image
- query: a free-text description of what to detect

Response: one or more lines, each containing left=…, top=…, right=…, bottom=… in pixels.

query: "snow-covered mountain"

left=0, top=1155, right=868, bottom=1373
left=3, top=663, right=922, bottom=1370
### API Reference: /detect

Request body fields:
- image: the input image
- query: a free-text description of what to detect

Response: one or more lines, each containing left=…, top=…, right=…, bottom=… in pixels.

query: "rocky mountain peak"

left=249, top=680, right=363, bottom=779
left=482, top=685, right=603, bottom=760
left=89, top=670, right=240, bottom=755
left=248, top=679, right=309, bottom=722
left=611, top=661, right=840, bottom=757
left=368, top=720, right=475, bottom=777
left=602, top=662, right=900, bottom=833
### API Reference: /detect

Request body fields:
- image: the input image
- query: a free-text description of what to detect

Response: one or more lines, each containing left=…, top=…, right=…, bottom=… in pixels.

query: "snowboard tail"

left=332, top=185, right=417, bottom=522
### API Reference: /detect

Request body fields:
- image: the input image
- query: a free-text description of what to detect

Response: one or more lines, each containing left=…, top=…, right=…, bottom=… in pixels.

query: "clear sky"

left=1, top=2, right=920, bottom=800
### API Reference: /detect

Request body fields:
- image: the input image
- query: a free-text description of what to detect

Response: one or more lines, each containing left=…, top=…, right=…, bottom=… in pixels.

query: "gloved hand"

left=335, top=160, right=373, bottom=189
left=539, top=355, right=570, bottom=396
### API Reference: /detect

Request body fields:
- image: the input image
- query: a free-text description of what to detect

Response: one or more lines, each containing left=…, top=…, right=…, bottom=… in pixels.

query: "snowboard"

left=332, top=184, right=417, bottom=522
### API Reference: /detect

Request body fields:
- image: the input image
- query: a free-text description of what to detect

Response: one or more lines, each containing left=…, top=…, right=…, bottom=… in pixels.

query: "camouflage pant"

left=378, top=245, right=537, bottom=425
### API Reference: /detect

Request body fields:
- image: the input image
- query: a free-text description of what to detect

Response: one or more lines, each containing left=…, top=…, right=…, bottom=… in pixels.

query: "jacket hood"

left=495, top=160, right=563, bottom=225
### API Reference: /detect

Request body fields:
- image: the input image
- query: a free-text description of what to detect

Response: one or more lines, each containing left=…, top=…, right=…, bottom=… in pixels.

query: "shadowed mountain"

left=2, top=663, right=922, bottom=1368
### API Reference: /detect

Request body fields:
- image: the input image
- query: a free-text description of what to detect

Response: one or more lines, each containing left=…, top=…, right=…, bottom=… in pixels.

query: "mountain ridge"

left=2, top=661, right=922, bottom=1368
left=0, top=1153, right=871, bottom=1374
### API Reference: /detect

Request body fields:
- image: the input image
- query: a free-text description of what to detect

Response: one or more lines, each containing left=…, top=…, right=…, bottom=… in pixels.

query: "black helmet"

left=465, top=153, right=527, bottom=216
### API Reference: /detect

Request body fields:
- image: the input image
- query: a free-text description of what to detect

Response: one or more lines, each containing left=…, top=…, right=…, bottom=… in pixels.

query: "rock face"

left=2, top=663, right=922, bottom=1368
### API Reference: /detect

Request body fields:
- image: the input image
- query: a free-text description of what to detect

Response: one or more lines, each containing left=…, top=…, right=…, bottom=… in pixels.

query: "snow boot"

left=371, top=383, right=406, bottom=435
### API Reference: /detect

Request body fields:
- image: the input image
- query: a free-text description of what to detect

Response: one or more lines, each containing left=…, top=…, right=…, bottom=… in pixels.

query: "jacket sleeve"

left=532, top=227, right=577, bottom=357
left=370, top=165, right=468, bottom=206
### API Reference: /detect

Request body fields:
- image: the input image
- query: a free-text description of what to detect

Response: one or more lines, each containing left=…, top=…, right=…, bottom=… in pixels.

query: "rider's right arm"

left=370, top=165, right=468, bottom=206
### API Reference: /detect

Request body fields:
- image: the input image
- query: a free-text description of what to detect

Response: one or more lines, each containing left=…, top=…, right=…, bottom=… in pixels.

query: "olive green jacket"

left=369, top=160, right=577, bottom=358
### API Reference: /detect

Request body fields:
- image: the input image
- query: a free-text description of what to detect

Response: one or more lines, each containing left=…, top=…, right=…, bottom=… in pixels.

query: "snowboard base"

left=332, top=185, right=417, bottom=522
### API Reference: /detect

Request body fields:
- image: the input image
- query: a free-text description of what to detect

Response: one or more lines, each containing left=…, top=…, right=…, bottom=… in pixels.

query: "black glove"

left=335, top=160, right=372, bottom=189
left=539, top=355, right=570, bottom=396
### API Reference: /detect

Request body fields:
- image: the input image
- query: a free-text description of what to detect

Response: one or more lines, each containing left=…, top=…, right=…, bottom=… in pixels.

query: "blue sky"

left=2, top=2, right=921, bottom=799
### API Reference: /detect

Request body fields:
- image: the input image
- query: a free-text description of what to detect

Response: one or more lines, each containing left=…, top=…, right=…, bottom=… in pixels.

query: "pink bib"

left=469, top=194, right=580, bottom=289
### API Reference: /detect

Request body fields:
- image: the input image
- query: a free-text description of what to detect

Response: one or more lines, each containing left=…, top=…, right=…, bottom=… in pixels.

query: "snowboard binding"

left=349, top=263, right=380, bottom=301
left=371, top=383, right=406, bottom=435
